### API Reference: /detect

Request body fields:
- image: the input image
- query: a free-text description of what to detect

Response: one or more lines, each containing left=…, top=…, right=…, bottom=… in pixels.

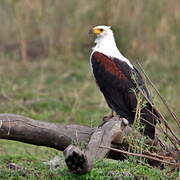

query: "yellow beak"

left=88, top=28, right=102, bottom=35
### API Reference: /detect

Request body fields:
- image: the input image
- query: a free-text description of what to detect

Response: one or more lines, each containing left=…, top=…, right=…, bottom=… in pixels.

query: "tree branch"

left=64, top=116, right=129, bottom=173
left=0, top=114, right=92, bottom=151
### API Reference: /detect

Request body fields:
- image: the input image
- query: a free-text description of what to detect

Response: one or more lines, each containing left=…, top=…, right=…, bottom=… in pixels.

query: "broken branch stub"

left=64, top=116, right=129, bottom=174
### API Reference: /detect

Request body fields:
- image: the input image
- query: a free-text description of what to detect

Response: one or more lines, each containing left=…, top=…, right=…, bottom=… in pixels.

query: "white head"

left=89, top=25, right=133, bottom=68
left=89, top=25, right=115, bottom=44
left=89, top=25, right=112, bottom=36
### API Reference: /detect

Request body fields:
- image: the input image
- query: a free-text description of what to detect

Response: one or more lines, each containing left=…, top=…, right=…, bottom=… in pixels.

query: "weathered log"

left=0, top=113, right=179, bottom=174
left=0, top=114, right=92, bottom=151
left=0, top=114, right=129, bottom=155
left=64, top=116, right=129, bottom=173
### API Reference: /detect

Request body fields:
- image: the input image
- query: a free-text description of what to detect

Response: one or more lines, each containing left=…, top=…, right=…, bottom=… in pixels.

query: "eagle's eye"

left=99, top=28, right=104, bottom=32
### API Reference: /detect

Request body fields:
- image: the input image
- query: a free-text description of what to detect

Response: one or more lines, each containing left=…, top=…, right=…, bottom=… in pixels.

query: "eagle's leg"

left=103, top=110, right=114, bottom=121
left=110, top=109, right=114, bottom=117
left=101, top=110, right=114, bottom=124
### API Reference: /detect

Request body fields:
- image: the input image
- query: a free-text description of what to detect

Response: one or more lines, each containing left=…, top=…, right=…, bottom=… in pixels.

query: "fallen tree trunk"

left=0, top=114, right=92, bottom=151
left=0, top=114, right=129, bottom=156
left=0, top=113, right=179, bottom=174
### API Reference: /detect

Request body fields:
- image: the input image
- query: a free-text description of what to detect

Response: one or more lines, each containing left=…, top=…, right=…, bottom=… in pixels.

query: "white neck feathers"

left=92, top=31, right=133, bottom=69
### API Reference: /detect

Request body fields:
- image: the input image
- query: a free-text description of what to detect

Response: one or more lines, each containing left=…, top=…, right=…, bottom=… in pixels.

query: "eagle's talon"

left=103, top=115, right=112, bottom=122
left=102, top=110, right=114, bottom=122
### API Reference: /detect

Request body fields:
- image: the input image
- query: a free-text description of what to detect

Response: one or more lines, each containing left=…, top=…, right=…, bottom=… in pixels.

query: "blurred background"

left=0, top=0, right=179, bottom=133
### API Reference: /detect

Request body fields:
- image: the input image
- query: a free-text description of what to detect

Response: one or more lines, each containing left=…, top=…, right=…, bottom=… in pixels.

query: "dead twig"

left=134, top=61, right=180, bottom=149
left=100, top=146, right=180, bottom=167
left=136, top=61, right=180, bottom=127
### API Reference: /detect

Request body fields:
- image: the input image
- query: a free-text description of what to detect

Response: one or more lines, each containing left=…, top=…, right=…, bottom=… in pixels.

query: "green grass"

left=0, top=145, right=178, bottom=180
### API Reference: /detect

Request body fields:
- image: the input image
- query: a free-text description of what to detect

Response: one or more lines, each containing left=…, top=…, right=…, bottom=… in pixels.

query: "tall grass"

left=1, top=0, right=179, bottom=57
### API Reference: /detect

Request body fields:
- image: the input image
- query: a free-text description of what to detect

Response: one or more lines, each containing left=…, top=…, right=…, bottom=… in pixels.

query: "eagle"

left=89, top=25, right=160, bottom=139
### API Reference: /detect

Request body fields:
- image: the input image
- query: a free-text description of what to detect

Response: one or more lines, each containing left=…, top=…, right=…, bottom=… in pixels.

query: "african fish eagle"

left=89, top=25, right=160, bottom=139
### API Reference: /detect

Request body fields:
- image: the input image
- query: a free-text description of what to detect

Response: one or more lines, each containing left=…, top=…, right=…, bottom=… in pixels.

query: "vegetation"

left=0, top=0, right=179, bottom=179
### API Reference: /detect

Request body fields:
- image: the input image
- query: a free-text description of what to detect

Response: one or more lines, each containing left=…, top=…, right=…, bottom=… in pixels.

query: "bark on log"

left=0, top=114, right=129, bottom=153
left=64, top=116, right=129, bottom=173
left=0, top=114, right=92, bottom=151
